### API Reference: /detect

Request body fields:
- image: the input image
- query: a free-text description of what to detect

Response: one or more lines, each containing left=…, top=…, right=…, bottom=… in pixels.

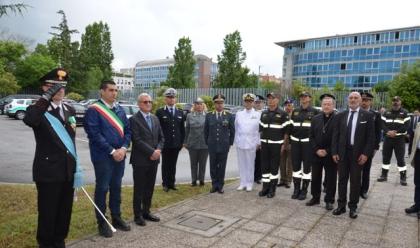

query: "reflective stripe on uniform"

left=404, top=117, right=410, bottom=123
left=394, top=120, right=405, bottom=124
left=270, top=124, right=284, bottom=129
left=382, top=164, right=390, bottom=170
left=261, top=178, right=270, bottom=182
left=395, top=132, right=407, bottom=136
left=262, top=173, right=270, bottom=178
left=261, top=139, right=284, bottom=144
left=292, top=170, right=302, bottom=178
left=293, top=122, right=301, bottom=127
left=398, top=166, right=407, bottom=172
left=290, top=136, right=310, bottom=142
left=302, top=172, right=312, bottom=180
left=259, top=122, right=268, bottom=128
left=301, top=122, right=311, bottom=127
left=270, top=174, right=279, bottom=180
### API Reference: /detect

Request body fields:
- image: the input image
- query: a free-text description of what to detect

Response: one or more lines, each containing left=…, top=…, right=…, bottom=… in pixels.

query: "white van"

left=5, top=98, right=38, bottom=120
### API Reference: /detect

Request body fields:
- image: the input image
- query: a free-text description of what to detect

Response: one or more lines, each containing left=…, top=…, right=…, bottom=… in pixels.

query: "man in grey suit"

left=332, top=91, right=375, bottom=219
left=130, top=93, right=164, bottom=226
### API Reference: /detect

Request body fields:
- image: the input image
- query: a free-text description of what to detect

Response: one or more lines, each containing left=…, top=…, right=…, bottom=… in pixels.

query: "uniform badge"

left=294, top=112, right=299, bottom=116
left=275, top=114, right=281, bottom=117
left=68, top=116, right=76, bottom=131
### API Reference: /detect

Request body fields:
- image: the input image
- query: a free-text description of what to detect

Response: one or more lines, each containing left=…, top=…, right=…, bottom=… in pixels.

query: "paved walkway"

left=69, top=156, right=419, bottom=248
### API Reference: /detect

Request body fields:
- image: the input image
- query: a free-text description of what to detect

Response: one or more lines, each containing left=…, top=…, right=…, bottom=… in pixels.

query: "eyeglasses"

left=141, top=101, right=153, bottom=104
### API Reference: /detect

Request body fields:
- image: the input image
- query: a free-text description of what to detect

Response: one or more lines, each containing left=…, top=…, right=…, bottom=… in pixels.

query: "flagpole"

left=80, top=187, right=116, bottom=232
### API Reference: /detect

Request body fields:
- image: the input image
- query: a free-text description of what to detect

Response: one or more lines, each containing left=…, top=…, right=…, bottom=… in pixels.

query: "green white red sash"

left=90, top=101, right=124, bottom=137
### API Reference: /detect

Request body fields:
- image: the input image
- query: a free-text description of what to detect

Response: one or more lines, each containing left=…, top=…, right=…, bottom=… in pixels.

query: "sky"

left=1, top=0, right=419, bottom=77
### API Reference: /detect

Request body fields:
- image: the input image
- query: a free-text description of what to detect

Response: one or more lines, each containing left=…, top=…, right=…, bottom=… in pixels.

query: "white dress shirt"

left=347, top=107, right=360, bottom=146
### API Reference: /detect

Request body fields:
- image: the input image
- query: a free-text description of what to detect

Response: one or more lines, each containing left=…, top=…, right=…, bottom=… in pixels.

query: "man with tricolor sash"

left=24, top=68, right=81, bottom=248
left=84, top=80, right=132, bottom=238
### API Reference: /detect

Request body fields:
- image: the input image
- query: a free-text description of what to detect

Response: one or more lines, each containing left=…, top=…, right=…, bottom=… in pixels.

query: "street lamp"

left=258, top=65, right=263, bottom=89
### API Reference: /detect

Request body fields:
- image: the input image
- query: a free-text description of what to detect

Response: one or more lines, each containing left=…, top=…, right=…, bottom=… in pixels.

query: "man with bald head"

left=331, top=91, right=375, bottom=219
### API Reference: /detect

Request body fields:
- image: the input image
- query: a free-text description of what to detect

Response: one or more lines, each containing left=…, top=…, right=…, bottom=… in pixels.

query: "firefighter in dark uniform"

left=254, top=95, right=265, bottom=184
left=290, top=92, right=320, bottom=200
left=156, top=88, right=185, bottom=192
left=378, top=96, right=410, bottom=185
left=23, top=68, right=77, bottom=247
left=306, top=94, right=337, bottom=210
left=204, top=93, right=235, bottom=193
left=360, top=92, right=382, bottom=198
left=259, top=92, right=291, bottom=198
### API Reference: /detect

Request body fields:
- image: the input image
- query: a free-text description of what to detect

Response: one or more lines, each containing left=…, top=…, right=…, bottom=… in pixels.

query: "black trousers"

left=36, top=181, right=74, bottom=248
left=311, top=156, right=337, bottom=203
left=337, top=148, right=363, bottom=210
left=161, top=147, right=181, bottom=187
left=383, top=136, right=406, bottom=169
left=209, top=151, right=228, bottom=189
left=261, top=143, right=281, bottom=186
left=254, top=149, right=262, bottom=181
left=133, top=164, right=158, bottom=217
left=408, top=134, right=414, bottom=155
left=291, top=142, right=312, bottom=177
left=361, top=155, right=374, bottom=193
left=414, top=149, right=420, bottom=207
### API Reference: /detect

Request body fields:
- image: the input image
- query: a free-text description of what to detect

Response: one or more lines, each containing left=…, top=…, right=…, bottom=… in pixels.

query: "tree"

left=372, top=81, right=391, bottom=92
left=0, top=3, right=29, bottom=17
left=214, top=31, right=252, bottom=88
left=333, top=81, right=347, bottom=92
left=166, top=37, right=196, bottom=88
left=0, top=40, right=26, bottom=73
left=0, top=62, right=20, bottom=95
left=84, top=66, right=103, bottom=93
left=79, top=21, right=114, bottom=79
left=14, top=53, right=56, bottom=89
left=388, top=62, right=420, bottom=111
left=47, top=10, right=78, bottom=69
left=291, top=80, right=310, bottom=98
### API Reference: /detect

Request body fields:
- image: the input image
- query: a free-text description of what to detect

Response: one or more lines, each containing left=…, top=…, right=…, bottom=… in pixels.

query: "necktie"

left=170, top=107, right=174, bottom=117
left=347, top=111, right=356, bottom=146
left=146, top=115, right=152, bottom=130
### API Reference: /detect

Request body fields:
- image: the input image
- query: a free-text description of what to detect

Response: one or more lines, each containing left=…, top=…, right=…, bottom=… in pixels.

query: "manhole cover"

left=163, top=211, right=240, bottom=237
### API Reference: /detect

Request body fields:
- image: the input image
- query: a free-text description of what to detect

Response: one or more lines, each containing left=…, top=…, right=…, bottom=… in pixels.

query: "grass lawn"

left=0, top=182, right=219, bottom=248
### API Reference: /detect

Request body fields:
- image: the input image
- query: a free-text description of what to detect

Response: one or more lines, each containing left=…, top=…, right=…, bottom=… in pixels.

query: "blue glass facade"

left=278, top=26, right=420, bottom=88
left=134, top=64, right=171, bottom=88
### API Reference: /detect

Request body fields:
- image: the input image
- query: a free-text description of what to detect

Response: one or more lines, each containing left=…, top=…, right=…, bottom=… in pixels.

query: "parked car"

left=120, top=104, right=139, bottom=119
left=69, top=103, right=87, bottom=126
left=5, top=98, right=39, bottom=120
left=79, top=99, right=97, bottom=106
left=0, top=94, right=40, bottom=115
left=177, top=102, right=193, bottom=116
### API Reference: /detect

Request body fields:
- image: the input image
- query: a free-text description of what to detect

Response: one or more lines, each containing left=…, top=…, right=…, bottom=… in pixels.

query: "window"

left=326, top=39, right=330, bottom=46
left=340, top=63, right=346, bottom=70
left=17, top=100, right=24, bottom=104
left=376, top=34, right=380, bottom=41
left=395, top=31, right=400, bottom=40
left=354, top=36, right=358, bottom=43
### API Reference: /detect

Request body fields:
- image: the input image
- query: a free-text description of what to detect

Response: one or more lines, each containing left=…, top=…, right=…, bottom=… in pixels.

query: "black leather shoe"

left=112, top=215, right=131, bottom=231
left=210, top=188, right=217, bottom=193
left=199, top=181, right=205, bottom=186
left=332, top=207, right=346, bottom=215
left=98, top=222, right=113, bottom=238
left=163, top=186, right=169, bottom=192
left=255, top=180, right=261, bottom=184
left=134, top=216, right=146, bottom=226
left=306, top=198, right=320, bottom=206
left=417, top=212, right=420, bottom=219
left=217, top=189, right=224, bottom=194
left=349, top=209, right=358, bottom=219
left=325, top=202, right=334, bottom=211
left=169, top=186, right=178, bottom=190
left=285, top=183, right=291, bottom=188
left=360, top=192, right=368, bottom=199
left=277, top=182, right=286, bottom=187
left=267, top=192, right=275, bottom=198
left=143, top=213, right=160, bottom=222
left=191, top=182, right=197, bottom=187
left=258, top=190, right=268, bottom=197
left=405, top=205, right=419, bottom=214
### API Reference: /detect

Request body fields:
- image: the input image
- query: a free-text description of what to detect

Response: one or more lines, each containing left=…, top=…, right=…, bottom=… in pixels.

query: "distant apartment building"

left=276, top=26, right=420, bottom=89
left=259, top=74, right=284, bottom=84
left=112, top=72, right=134, bottom=91
left=134, top=54, right=218, bottom=88
left=119, top=68, right=134, bottom=76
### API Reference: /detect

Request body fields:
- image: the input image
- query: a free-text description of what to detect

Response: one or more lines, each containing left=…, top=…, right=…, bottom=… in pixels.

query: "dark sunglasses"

left=141, top=101, right=153, bottom=104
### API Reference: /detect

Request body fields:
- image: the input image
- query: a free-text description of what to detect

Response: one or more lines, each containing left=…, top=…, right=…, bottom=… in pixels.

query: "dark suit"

left=204, top=111, right=235, bottom=190
left=332, top=108, right=374, bottom=210
left=156, top=106, right=185, bottom=188
left=361, top=109, right=382, bottom=194
left=23, top=98, right=76, bottom=248
left=130, top=111, right=164, bottom=217
left=309, top=112, right=337, bottom=203
left=409, top=115, right=420, bottom=155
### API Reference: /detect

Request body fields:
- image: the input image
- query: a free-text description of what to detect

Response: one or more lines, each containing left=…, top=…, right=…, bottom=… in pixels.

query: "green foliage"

left=66, top=92, right=84, bottom=101
left=372, top=81, right=391, bottom=92
left=0, top=3, right=29, bottom=17
left=0, top=40, right=27, bottom=73
left=260, top=80, right=278, bottom=91
left=291, top=80, right=310, bottom=98
left=14, top=53, right=56, bottom=89
left=388, top=62, right=420, bottom=111
left=200, top=95, right=214, bottom=112
left=214, top=31, right=253, bottom=88
left=333, top=81, right=347, bottom=92
left=0, top=62, right=20, bottom=95
left=166, top=37, right=196, bottom=88
left=79, top=21, right=114, bottom=79
left=312, top=85, right=332, bottom=106
left=152, top=96, right=165, bottom=114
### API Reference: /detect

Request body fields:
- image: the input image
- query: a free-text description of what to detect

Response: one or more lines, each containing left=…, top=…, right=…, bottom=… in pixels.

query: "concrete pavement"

left=69, top=155, right=420, bottom=248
